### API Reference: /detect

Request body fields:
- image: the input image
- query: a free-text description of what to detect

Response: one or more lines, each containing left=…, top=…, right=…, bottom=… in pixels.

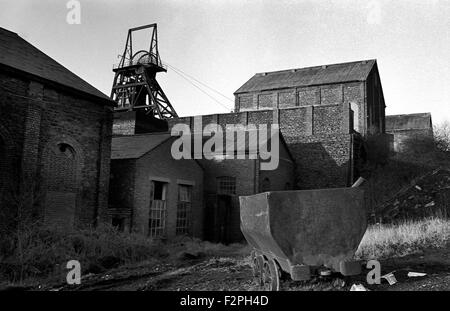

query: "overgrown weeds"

left=0, top=223, right=168, bottom=285
left=0, top=223, right=249, bottom=286
left=356, top=217, right=450, bottom=260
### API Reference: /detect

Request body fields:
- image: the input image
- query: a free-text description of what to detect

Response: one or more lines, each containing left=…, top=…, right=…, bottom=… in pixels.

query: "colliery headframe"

left=110, top=23, right=178, bottom=119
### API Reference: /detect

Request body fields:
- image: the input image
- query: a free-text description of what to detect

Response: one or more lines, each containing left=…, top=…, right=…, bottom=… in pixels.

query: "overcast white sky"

left=0, top=0, right=449, bottom=124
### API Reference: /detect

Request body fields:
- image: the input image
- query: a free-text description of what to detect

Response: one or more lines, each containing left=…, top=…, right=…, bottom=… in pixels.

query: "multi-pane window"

left=149, top=181, right=167, bottom=238
left=217, top=176, right=236, bottom=195
left=176, top=185, right=192, bottom=235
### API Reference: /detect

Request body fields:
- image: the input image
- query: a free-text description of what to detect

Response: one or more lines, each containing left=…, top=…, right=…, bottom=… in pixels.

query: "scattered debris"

left=424, top=201, right=435, bottom=208
left=350, top=284, right=369, bottom=291
left=377, top=169, right=450, bottom=222
left=332, top=278, right=346, bottom=288
left=407, top=272, right=427, bottom=277
left=319, top=269, right=332, bottom=276
left=81, top=273, right=95, bottom=280
left=381, top=272, right=397, bottom=285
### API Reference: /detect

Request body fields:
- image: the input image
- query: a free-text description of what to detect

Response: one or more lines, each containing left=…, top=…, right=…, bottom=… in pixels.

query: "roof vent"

left=291, top=69, right=297, bottom=73
left=322, top=65, right=327, bottom=69
left=362, top=60, right=367, bottom=64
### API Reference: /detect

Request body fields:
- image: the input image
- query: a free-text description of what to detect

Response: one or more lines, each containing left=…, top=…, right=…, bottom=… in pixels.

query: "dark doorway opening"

left=204, top=194, right=242, bottom=244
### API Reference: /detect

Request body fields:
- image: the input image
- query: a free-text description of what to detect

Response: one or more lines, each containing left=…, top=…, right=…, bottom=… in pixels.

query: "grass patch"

left=0, top=223, right=249, bottom=287
left=356, top=217, right=450, bottom=260
left=0, top=224, right=170, bottom=285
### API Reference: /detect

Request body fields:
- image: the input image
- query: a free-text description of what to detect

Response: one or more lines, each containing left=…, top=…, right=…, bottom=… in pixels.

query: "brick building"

left=168, top=60, right=388, bottom=190
left=0, top=27, right=114, bottom=231
left=110, top=133, right=204, bottom=238
left=199, top=130, right=295, bottom=243
left=110, top=59, right=387, bottom=242
left=109, top=130, right=295, bottom=243
left=386, top=113, right=433, bottom=152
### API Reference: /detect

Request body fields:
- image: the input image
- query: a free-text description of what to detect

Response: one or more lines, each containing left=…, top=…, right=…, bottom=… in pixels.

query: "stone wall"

left=167, top=103, right=353, bottom=189
left=234, top=81, right=367, bottom=135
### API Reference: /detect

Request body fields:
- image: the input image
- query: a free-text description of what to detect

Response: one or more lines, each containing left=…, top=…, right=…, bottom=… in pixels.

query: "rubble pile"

left=375, top=168, right=450, bottom=223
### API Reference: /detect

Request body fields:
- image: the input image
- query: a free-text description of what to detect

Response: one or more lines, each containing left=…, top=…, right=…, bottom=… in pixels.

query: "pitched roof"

left=111, top=133, right=172, bottom=159
left=386, top=113, right=433, bottom=131
left=111, top=129, right=294, bottom=162
left=187, top=129, right=294, bottom=161
left=0, top=27, right=113, bottom=104
left=235, top=59, right=376, bottom=94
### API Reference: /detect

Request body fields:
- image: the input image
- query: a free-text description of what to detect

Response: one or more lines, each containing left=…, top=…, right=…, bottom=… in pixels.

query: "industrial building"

left=107, top=27, right=389, bottom=243
left=386, top=113, right=433, bottom=152
left=109, top=133, right=204, bottom=239
left=0, top=27, right=114, bottom=230
left=0, top=24, right=392, bottom=244
left=169, top=59, right=388, bottom=190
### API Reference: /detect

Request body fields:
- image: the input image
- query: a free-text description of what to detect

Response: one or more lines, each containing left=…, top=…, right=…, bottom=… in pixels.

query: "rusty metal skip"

left=239, top=177, right=367, bottom=290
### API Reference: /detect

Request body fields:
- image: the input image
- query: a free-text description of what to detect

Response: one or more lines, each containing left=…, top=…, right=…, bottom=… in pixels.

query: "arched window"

left=262, top=177, right=271, bottom=192
left=47, top=143, right=76, bottom=191
left=44, top=142, right=78, bottom=228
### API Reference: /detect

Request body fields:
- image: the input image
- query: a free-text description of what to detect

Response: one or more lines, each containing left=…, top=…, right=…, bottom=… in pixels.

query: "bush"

left=434, top=121, right=450, bottom=153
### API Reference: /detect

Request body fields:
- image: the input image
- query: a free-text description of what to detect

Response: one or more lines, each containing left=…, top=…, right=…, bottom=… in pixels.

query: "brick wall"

left=109, top=159, right=136, bottom=210
left=38, top=88, right=112, bottom=228
left=0, top=70, right=113, bottom=230
left=168, top=103, right=353, bottom=189
left=112, top=111, right=168, bottom=135
left=200, top=158, right=257, bottom=195
left=199, top=142, right=294, bottom=243
left=132, top=138, right=204, bottom=239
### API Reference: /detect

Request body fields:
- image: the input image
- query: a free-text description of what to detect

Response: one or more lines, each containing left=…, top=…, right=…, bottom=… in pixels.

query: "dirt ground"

left=35, top=242, right=450, bottom=291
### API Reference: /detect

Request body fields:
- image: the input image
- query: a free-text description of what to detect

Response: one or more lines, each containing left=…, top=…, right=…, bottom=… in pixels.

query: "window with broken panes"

left=217, top=176, right=236, bottom=195
left=176, top=184, right=192, bottom=235
left=149, top=181, right=167, bottom=238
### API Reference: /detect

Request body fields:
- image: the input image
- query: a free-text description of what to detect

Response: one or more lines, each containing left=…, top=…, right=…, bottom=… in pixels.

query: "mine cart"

left=239, top=180, right=367, bottom=290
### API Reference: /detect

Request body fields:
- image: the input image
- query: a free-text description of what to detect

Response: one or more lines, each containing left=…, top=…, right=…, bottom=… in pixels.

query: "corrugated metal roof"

left=386, top=113, right=432, bottom=131
left=111, top=133, right=172, bottom=159
left=0, top=27, right=112, bottom=103
left=234, top=59, right=376, bottom=94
